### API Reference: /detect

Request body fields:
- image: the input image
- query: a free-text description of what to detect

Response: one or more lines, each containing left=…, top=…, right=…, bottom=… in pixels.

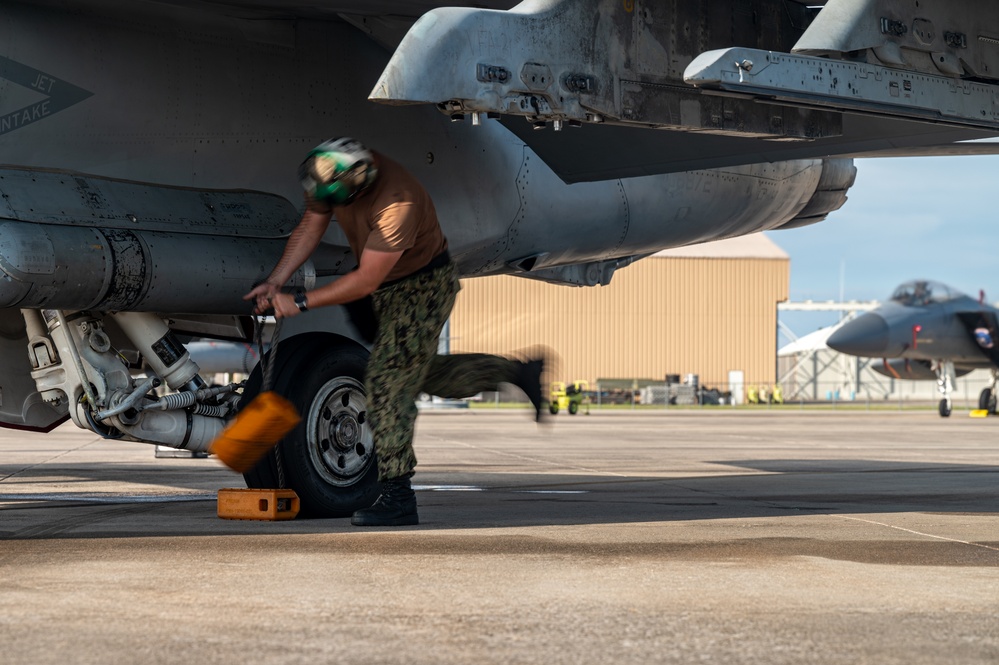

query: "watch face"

left=295, top=292, right=308, bottom=310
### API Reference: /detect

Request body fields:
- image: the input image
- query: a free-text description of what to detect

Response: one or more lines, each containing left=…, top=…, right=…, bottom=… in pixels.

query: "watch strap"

left=294, top=290, right=309, bottom=312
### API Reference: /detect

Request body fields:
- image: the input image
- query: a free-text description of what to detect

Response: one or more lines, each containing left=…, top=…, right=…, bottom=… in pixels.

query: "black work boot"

left=516, top=358, right=545, bottom=422
left=350, top=475, right=418, bottom=526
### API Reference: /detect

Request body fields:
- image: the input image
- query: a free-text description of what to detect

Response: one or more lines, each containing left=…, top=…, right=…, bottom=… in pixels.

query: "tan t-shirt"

left=306, top=151, right=447, bottom=284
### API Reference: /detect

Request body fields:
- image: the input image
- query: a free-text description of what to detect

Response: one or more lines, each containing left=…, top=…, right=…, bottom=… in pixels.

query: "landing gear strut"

left=934, top=360, right=956, bottom=418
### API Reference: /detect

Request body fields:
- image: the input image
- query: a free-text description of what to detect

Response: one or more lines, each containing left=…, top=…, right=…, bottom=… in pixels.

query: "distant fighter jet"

left=827, top=281, right=999, bottom=418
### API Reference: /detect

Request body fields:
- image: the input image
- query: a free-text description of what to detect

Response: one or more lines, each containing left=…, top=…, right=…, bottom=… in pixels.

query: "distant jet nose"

left=827, top=314, right=890, bottom=357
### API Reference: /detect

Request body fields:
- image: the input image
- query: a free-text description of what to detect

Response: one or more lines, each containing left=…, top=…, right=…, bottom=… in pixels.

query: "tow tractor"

left=549, top=380, right=589, bottom=415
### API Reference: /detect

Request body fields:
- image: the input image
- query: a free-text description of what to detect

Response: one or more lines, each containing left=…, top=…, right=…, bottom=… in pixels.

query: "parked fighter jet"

left=827, top=281, right=999, bottom=418
left=5, top=0, right=999, bottom=515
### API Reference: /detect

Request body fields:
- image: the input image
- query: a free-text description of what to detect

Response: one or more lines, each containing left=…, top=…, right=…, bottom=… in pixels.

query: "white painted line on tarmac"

left=413, top=485, right=589, bottom=494
left=836, top=515, right=999, bottom=552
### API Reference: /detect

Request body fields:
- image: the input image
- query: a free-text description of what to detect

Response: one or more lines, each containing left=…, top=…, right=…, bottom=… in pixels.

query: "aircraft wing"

left=365, top=0, right=999, bottom=182
left=838, top=142, right=999, bottom=160
left=495, top=117, right=997, bottom=183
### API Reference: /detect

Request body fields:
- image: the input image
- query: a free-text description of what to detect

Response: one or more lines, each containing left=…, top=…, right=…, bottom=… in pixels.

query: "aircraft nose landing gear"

left=938, top=398, right=952, bottom=418
left=935, top=360, right=956, bottom=418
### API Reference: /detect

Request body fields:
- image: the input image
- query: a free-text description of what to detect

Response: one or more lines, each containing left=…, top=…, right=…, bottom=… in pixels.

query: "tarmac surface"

left=1, top=409, right=998, bottom=664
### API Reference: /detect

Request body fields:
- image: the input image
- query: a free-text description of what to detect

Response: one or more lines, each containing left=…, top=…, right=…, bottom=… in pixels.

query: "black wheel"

left=242, top=333, right=379, bottom=517
left=549, top=403, right=559, bottom=415
left=979, top=388, right=997, bottom=414
left=568, top=401, right=579, bottom=415
left=938, top=398, right=952, bottom=418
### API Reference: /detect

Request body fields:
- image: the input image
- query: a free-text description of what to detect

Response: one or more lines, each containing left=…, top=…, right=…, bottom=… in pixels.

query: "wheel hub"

left=332, top=414, right=360, bottom=449
left=307, top=377, right=373, bottom=486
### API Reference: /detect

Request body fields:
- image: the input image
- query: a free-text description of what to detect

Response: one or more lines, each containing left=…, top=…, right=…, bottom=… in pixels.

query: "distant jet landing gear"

left=978, top=370, right=999, bottom=415
left=935, top=360, right=956, bottom=418
left=938, top=398, right=952, bottom=418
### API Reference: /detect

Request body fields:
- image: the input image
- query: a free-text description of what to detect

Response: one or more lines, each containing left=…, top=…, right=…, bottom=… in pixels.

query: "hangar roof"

left=653, top=233, right=788, bottom=260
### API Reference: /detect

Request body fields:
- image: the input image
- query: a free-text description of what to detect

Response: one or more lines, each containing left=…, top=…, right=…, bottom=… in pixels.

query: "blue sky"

left=767, top=155, right=999, bottom=341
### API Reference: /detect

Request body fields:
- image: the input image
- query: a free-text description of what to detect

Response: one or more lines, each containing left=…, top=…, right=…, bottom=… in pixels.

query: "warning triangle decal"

left=0, top=55, right=93, bottom=136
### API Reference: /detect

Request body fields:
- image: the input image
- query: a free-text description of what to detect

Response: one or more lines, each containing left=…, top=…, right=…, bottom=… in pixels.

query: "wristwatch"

left=294, top=289, right=309, bottom=312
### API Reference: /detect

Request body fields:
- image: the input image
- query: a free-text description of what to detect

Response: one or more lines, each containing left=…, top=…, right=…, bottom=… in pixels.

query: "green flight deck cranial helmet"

left=299, top=137, right=378, bottom=206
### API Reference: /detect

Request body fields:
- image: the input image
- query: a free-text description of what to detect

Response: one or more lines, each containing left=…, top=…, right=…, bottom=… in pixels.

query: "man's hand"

left=268, top=292, right=301, bottom=319
left=243, top=281, right=281, bottom=315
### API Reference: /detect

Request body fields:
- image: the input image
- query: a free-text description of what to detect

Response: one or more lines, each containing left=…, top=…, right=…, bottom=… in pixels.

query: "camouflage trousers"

left=368, top=261, right=519, bottom=481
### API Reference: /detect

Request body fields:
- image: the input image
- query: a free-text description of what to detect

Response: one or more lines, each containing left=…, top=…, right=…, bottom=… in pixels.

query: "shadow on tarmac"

left=1, top=458, right=998, bottom=550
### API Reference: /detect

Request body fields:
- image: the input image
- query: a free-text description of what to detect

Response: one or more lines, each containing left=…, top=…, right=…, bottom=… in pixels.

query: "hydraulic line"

left=96, top=376, right=161, bottom=420
left=192, top=403, right=228, bottom=418
left=139, top=384, right=238, bottom=412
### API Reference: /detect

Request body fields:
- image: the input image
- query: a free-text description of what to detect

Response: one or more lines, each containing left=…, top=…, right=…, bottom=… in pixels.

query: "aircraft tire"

left=978, top=388, right=997, bottom=414
left=938, top=399, right=952, bottom=418
left=242, top=333, right=379, bottom=518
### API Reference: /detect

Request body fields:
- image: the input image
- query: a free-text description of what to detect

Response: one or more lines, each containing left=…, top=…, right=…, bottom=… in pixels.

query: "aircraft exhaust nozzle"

left=827, top=313, right=890, bottom=357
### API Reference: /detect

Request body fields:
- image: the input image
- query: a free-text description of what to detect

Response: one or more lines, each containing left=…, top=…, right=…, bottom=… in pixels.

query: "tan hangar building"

left=448, top=233, right=790, bottom=393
